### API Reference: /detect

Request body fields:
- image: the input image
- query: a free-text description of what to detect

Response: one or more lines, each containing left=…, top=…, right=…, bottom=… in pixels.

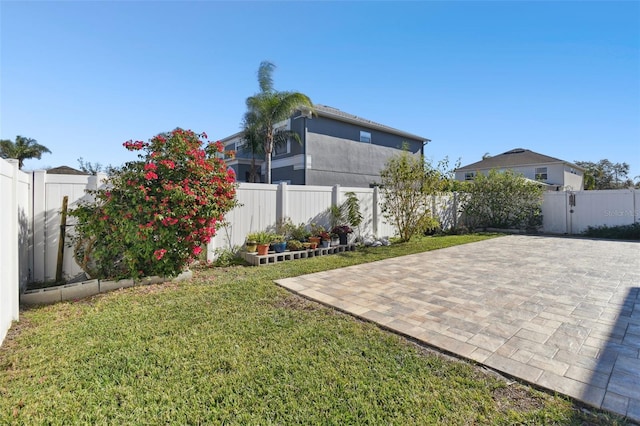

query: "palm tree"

left=0, top=135, right=51, bottom=169
left=244, top=61, right=314, bottom=184
left=241, top=111, right=265, bottom=183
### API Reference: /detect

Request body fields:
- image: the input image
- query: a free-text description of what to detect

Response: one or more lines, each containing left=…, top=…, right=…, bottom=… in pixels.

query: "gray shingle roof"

left=456, top=148, right=584, bottom=172
left=46, top=166, right=89, bottom=175
left=311, top=105, right=430, bottom=142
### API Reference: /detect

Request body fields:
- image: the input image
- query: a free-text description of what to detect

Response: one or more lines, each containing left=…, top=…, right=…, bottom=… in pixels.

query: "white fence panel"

left=543, top=189, right=639, bottom=235
left=17, top=169, right=31, bottom=290
left=31, top=171, right=106, bottom=283
left=542, top=192, right=568, bottom=234
left=340, top=186, right=377, bottom=237
left=210, top=183, right=279, bottom=255
left=286, top=184, right=333, bottom=227
left=0, top=159, right=27, bottom=346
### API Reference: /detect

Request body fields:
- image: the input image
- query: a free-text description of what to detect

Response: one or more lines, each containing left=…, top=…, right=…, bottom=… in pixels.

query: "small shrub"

left=582, top=222, right=640, bottom=240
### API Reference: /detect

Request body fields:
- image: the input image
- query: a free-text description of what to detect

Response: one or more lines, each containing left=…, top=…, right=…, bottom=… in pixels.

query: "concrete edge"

left=20, top=270, right=194, bottom=306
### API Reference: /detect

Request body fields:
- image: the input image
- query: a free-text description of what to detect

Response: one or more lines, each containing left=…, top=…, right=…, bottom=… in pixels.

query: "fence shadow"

left=581, top=286, right=640, bottom=422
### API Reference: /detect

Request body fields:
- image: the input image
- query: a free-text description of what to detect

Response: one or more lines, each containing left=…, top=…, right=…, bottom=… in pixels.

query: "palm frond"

left=257, top=61, right=275, bottom=93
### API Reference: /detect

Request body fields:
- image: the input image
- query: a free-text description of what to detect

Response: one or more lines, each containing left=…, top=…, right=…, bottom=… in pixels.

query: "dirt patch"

left=492, top=383, right=546, bottom=412
left=274, top=294, right=323, bottom=311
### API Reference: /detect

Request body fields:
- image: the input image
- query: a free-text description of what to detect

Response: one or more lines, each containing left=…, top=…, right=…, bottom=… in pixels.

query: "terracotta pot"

left=309, top=236, right=321, bottom=245
left=257, top=243, right=270, bottom=256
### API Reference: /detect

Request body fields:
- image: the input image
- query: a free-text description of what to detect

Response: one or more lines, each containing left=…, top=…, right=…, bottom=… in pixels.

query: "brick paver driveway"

left=276, top=235, right=640, bottom=422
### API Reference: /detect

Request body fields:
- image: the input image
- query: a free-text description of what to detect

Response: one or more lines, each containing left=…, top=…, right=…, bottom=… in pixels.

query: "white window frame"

left=464, top=172, right=475, bottom=181
left=535, top=167, right=548, bottom=181
left=360, top=131, right=372, bottom=143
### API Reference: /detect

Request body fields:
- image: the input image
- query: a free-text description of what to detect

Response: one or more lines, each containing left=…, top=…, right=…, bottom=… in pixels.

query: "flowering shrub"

left=69, top=129, right=237, bottom=279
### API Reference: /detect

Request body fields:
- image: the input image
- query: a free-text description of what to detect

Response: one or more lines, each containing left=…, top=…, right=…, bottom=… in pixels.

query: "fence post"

left=372, top=186, right=379, bottom=237
left=276, top=182, right=288, bottom=225
left=31, top=170, right=47, bottom=283
left=453, top=192, right=458, bottom=229
left=332, top=184, right=341, bottom=207
left=8, top=159, right=19, bottom=321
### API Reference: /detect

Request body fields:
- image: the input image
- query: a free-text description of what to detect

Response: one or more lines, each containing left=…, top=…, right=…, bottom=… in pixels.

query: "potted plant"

left=271, top=234, right=287, bottom=253
left=331, top=225, right=353, bottom=245
left=254, top=231, right=274, bottom=255
left=309, top=223, right=324, bottom=246
left=245, top=232, right=259, bottom=253
left=286, top=240, right=303, bottom=251
left=318, top=231, right=331, bottom=248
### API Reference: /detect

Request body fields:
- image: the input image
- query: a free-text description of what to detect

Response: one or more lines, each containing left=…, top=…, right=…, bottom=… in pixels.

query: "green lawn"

left=0, top=234, right=627, bottom=424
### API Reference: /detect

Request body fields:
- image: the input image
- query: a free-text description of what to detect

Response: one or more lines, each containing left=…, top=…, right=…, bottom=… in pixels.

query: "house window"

left=234, top=140, right=246, bottom=155
left=359, top=131, right=371, bottom=143
left=273, top=140, right=291, bottom=157
left=465, top=172, right=475, bottom=181
left=535, top=167, right=548, bottom=181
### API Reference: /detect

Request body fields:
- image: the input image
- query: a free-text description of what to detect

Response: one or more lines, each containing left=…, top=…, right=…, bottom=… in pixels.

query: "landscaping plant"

left=69, top=129, right=238, bottom=279
left=379, top=150, right=441, bottom=242
left=460, top=169, right=544, bottom=230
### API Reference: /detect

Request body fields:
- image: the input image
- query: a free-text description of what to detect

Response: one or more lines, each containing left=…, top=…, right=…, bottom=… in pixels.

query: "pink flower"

left=145, top=171, right=158, bottom=180
left=154, top=249, right=167, bottom=260
left=193, top=246, right=202, bottom=255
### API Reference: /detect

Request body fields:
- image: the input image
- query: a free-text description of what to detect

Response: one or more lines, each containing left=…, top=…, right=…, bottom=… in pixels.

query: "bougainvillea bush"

left=69, top=129, right=237, bottom=279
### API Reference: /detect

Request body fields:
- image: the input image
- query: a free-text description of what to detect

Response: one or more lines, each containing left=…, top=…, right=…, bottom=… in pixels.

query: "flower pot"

left=309, top=236, right=321, bottom=246
left=321, top=240, right=330, bottom=248
left=272, top=241, right=287, bottom=253
left=331, top=238, right=340, bottom=247
left=338, top=233, right=348, bottom=245
left=256, top=243, right=270, bottom=256
left=309, top=242, right=318, bottom=249
left=246, top=241, right=258, bottom=253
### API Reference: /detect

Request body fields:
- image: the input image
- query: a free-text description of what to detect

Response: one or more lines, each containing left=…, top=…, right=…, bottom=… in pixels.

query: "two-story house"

left=221, top=105, right=430, bottom=187
left=455, top=148, right=585, bottom=190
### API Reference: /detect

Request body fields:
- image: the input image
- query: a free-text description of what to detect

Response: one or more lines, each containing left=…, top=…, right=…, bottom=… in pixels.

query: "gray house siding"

left=307, top=116, right=422, bottom=152
left=305, top=134, right=420, bottom=187
left=222, top=106, right=428, bottom=187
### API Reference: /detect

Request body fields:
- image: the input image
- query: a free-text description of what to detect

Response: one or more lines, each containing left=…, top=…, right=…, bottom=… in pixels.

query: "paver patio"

left=276, top=235, right=640, bottom=422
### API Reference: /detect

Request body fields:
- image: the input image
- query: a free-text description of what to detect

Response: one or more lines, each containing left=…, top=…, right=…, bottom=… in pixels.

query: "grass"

left=0, top=234, right=628, bottom=424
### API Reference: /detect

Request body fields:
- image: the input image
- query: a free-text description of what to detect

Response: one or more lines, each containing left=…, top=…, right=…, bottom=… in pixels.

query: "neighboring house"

left=221, top=104, right=430, bottom=187
left=455, top=148, right=585, bottom=190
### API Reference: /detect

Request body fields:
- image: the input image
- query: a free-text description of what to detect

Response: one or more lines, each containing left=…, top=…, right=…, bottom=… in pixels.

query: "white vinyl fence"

left=208, top=183, right=394, bottom=256
left=542, top=189, right=639, bottom=234
left=0, top=159, right=29, bottom=345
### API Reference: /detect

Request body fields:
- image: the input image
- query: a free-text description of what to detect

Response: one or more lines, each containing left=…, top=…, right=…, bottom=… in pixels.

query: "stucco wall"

left=305, top=134, right=420, bottom=187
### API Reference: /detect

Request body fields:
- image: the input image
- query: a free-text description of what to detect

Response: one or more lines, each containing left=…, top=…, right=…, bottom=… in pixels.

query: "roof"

left=219, top=105, right=431, bottom=144
left=456, top=148, right=584, bottom=172
left=309, top=105, right=430, bottom=143
left=47, top=166, right=89, bottom=175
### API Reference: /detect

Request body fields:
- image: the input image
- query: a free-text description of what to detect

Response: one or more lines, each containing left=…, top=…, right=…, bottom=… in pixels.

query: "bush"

left=69, top=129, right=238, bottom=279
left=582, top=222, right=640, bottom=240
left=460, top=169, right=544, bottom=230
left=379, top=151, right=442, bottom=242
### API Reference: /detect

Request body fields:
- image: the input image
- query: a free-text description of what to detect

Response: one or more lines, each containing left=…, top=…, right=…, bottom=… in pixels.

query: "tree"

left=574, top=159, right=631, bottom=189
left=460, top=169, right=544, bottom=230
left=379, top=150, right=441, bottom=242
left=0, top=135, right=51, bottom=169
left=244, top=61, right=314, bottom=184
left=241, top=111, right=264, bottom=183
left=77, top=157, right=117, bottom=176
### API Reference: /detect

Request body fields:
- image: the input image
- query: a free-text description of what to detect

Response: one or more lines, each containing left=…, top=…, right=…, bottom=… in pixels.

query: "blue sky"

left=2, top=1, right=639, bottom=180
